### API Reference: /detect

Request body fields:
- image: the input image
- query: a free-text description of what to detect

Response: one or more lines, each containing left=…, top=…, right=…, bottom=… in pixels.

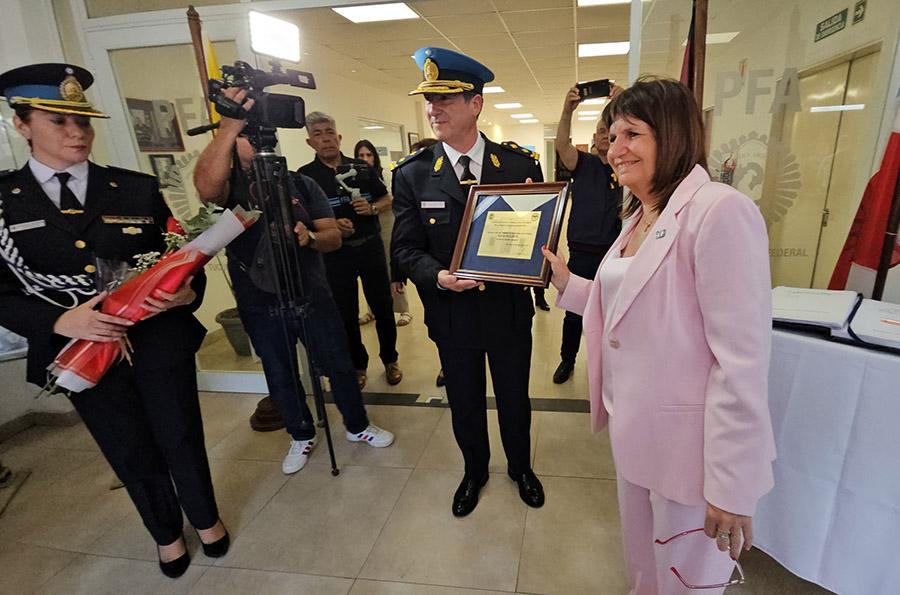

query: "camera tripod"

left=246, top=127, right=339, bottom=477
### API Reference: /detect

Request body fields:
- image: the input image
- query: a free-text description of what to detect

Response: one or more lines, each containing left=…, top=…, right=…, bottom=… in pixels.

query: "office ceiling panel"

left=271, top=0, right=691, bottom=123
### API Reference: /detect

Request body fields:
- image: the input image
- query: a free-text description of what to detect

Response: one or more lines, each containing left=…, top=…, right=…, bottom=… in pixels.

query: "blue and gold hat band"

left=409, top=47, right=494, bottom=96
left=0, top=63, right=108, bottom=118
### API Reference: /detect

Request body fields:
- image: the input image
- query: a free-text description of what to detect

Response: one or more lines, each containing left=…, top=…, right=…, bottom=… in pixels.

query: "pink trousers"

left=617, top=474, right=737, bottom=595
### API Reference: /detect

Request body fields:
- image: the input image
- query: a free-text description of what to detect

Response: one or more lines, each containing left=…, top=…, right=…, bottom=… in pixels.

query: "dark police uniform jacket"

left=0, top=162, right=206, bottom=386
left=391, top=135, right=543, bottom=348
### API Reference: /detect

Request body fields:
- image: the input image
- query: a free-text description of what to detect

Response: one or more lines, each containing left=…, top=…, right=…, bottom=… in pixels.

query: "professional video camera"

left=208, top=60, right=316, bottom=130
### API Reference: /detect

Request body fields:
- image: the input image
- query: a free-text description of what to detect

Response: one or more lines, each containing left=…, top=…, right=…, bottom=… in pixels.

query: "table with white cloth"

left=754, top=329, right=900, bottom=595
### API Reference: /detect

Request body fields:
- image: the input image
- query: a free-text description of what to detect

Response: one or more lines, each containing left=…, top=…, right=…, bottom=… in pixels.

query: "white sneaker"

left=346, top=424, right=394, bottom=448
left=282, top=438, right=316, bottom=474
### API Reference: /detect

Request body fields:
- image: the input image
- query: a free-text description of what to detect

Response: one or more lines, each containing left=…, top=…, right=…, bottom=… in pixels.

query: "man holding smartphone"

left=551, top=83, right=623, bottom=384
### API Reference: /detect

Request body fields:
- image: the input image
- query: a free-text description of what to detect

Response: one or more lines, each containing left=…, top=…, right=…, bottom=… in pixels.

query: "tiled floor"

left=1, top=395, right=832, bottom=594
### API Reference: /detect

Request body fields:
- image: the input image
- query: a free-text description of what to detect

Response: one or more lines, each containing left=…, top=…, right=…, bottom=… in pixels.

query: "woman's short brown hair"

left=603, top=76, right=707, bottom=216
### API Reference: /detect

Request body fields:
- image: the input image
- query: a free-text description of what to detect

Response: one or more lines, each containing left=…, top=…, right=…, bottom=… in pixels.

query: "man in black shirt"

left=552, top=85, right=623, bottom=384
left=298, top=112, right=402, bottom=390
left=194, top=90, right=394, bottom=476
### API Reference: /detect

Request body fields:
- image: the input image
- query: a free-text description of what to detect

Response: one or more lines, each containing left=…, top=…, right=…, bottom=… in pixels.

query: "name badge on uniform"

left=9, top=219, right=46, bottom=233
left=101, top=215, right=154, bottom=225
left=421, top=201, right=445, bottom=209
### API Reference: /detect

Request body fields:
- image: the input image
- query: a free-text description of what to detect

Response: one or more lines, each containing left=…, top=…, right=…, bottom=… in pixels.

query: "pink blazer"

left=557, top=165, right=775, bottom=515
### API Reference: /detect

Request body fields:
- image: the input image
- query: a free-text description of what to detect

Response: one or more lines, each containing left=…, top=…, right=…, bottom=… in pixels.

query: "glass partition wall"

left=641, top=0, right=899, bottom=290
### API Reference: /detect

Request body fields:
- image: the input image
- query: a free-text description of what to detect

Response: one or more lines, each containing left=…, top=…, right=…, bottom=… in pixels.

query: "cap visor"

left=31, top=104, right=110, bottom=118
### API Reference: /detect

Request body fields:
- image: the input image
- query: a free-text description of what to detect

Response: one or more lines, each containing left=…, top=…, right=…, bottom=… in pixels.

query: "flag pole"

left=186, top=6, right=213, bottom=124
left=871, top=171, right=900, bottom=300
left=691, top=0, right=708, bottom=105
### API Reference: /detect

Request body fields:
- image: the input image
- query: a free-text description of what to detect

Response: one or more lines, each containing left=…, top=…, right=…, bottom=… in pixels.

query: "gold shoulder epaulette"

left=500, top=141, right=539, bottom=161
left=390, top=146, right=432, bottom=171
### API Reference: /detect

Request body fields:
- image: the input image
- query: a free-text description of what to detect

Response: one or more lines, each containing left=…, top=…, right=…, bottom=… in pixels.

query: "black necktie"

left=54, top=172, right=82, bottom=216
left=458, top=155, right=477, bottom=185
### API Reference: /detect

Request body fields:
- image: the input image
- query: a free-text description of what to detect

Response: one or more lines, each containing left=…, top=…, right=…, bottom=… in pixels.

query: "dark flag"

left=680, top=0, right=696, bottom=88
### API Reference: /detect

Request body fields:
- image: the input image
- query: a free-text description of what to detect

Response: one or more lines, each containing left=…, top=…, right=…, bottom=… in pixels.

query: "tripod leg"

left=309, top=367, right=340, bottom=476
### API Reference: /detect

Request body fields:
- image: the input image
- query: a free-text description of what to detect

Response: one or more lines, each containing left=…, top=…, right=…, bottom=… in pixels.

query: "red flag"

left=680, top=0, right=696, bottom=87
left=828, top=96, right=900, bottom=290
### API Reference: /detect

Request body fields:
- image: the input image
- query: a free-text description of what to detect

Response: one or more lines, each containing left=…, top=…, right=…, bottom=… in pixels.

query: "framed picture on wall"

left=148, top=154, right=179, bottom=189
left=126, top=98, right=184, bottom=152
left=407, top=131, right=420, bottom=149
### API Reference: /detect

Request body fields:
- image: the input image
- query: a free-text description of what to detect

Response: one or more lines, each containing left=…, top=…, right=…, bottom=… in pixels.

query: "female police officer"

left=0, top=63, right=226, bottom=578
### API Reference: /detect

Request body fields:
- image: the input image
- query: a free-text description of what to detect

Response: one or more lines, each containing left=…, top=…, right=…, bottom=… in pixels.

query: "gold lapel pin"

left=11, top=187, right=21, bottom=194
left=109, top=181, right=118, bottom=188
left=490, top=154, right=500, bottom=168
left=433, top=156, right=444, bottom=173
left=122, top=226, right=142, bottom=235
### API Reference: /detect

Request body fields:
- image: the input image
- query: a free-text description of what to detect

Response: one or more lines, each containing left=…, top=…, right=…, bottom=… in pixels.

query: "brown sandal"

left=385, top=362, right=403, bottom=385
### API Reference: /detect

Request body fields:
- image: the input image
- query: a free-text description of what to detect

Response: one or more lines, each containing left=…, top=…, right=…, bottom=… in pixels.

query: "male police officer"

left=298, top=112, right=401, bottom=390
left=392, top=48, right=545, bottom=517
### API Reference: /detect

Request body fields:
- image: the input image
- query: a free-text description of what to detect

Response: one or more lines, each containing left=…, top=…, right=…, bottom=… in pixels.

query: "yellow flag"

left=202, top=32, right=220, bottom=125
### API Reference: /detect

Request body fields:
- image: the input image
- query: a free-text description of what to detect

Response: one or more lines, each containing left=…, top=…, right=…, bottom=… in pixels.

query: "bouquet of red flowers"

left=48, top=206, right=258, bottom=392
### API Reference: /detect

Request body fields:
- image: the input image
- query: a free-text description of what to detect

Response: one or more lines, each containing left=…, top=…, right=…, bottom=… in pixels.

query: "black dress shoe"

left=158, top=543, right=190, bottom=579
left=535, top=296, right=551, bottom=311
left=436, top=369, right=445, bottom=387
left=509, top=469, right=545, bottom=508
left=553, top=360, right=575, bottom=384
left=197, top=525, right=230, bottom=558
left=452, top=472, right=489, bottom=517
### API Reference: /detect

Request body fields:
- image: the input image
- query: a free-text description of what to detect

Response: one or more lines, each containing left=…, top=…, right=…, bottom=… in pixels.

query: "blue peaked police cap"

left=0, top=63, right=108, bottom=118
left=409, top=47, right=494, bottom=96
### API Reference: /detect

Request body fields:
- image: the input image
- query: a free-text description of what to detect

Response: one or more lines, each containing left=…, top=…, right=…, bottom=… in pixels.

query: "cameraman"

left=298, top=112, right=402, bottom=390
left=194, top=88, right=394, bottom=475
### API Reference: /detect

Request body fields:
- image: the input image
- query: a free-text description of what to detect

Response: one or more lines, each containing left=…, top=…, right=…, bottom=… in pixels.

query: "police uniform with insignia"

left=391, top=48, right=545, bottom=516
left=0, top=64, right=219, bottom=564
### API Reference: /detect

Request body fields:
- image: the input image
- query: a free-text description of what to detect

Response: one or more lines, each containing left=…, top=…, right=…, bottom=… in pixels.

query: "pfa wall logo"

left=708, top=132, right=800, bottom=225
left=160, top=150, right=200, bottom=220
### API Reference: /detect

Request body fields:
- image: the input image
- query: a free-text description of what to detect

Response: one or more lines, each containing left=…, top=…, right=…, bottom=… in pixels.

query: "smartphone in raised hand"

left=576, top=79, right=611, bottom=101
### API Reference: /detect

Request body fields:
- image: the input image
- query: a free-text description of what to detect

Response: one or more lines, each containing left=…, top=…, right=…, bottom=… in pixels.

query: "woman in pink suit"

left=543, top=77, right=775, bottom=594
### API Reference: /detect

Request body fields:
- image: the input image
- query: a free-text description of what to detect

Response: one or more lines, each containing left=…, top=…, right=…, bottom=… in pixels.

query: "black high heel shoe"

left=196, top=522, right=230, bottom=558
left=158, top=538, right=190, bottom=579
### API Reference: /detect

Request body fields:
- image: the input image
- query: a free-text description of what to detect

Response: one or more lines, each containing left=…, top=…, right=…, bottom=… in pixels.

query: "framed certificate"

left=450, top=182, right=570, bottom=287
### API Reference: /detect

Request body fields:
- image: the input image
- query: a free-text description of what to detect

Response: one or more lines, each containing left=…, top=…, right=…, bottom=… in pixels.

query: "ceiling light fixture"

left=577, top=116, right=598, bottom=121
left=578, top=42, right=630, bottom=57
left=332, top=2, right=419, bottom=24
left=810, top=104, right=865, bottom=113
left=511, top=113, right=534, bottom=119
left=483, top=86, right=505, bottom=94
left=519, top=119, right=539, bottom=124
left=362, top=125, right=384, bottom=129
left=581, top=98, right=608, bottom=105
left=578, top=110, right=601, bottom=115
left=494, top=102, right=523, bottom=109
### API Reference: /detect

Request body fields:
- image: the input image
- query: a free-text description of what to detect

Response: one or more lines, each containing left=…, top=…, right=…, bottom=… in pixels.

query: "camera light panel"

left=249, top=11, right=301, bottom=63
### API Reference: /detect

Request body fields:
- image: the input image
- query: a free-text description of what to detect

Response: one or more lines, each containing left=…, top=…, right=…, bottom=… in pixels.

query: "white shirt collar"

left=442, top=133, right=486, bottom=168
left=28, top=156, right=89, bottom=184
